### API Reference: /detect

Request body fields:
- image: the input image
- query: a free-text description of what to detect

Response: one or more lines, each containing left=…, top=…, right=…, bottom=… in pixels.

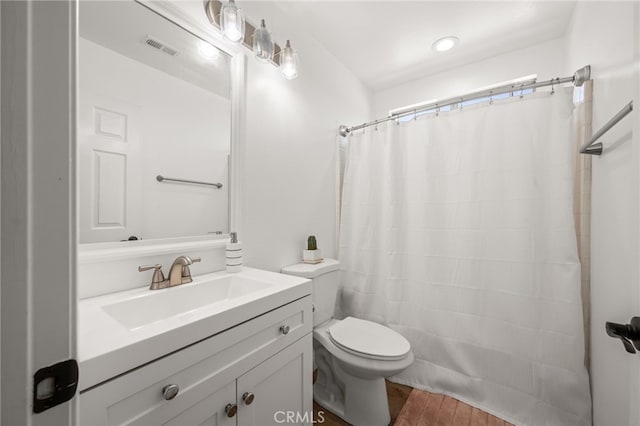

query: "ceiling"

left=274, top=1, right=577, bottom=91
left=79, top=1, right=231, bottom=98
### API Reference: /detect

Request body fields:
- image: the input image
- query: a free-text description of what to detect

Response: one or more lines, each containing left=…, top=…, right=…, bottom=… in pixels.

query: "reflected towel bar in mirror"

left=156, top=175, right=223, bottom=188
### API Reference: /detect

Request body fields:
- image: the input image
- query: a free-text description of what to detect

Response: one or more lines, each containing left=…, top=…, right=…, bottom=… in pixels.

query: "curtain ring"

left=551, top=80, right=555, bottom=95
left=435, top=106, right=440, bottom=117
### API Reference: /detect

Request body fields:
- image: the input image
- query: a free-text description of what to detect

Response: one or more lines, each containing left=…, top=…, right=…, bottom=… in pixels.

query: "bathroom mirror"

left=78, top=1, right=232, bottom=244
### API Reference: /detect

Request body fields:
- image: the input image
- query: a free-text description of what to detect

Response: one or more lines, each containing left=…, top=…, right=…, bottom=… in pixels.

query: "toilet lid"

left=328, top=317, right=411, bottom=361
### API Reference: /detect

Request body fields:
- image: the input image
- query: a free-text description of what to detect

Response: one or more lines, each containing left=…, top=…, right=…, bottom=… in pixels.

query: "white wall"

left=564, top=3, right=640, bottom=425
left=372, top=37, right=565, bottom=118
left=237, top=2, right=371, bottom=272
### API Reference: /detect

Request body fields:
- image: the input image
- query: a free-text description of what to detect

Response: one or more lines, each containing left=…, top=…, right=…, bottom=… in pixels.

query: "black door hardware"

left=33, top=359, right=79, bottom=413
left=605, top=317, right=640, bottom=354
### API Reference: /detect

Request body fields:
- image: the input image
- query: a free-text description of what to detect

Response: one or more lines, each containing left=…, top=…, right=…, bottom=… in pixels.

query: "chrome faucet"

left=138, top=255, right=201, bottom=290
left=168, top=255, right=201, bottom=286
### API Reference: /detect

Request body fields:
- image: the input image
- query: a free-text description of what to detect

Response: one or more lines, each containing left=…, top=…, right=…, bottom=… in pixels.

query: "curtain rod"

left=338, top=65, right=591, bottom=137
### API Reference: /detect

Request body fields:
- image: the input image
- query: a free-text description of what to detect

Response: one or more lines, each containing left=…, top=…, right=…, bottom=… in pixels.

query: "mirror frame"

left=78, top=0, right=245, bottom=262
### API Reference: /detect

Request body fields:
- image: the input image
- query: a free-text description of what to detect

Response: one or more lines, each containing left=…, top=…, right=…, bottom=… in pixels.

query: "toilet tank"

left=281, top=259, right=340, bottom=327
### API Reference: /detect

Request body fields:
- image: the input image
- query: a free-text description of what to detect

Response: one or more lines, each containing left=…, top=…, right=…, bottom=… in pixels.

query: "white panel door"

left=1, top=1, right=77, bottom=425
left=237, top=335, right=313, bottom=426
left=78, top=92, right=142, bottom=242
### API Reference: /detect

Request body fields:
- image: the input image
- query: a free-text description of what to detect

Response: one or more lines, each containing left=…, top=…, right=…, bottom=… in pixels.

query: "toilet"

left=282, top=259, right=414, bottom=426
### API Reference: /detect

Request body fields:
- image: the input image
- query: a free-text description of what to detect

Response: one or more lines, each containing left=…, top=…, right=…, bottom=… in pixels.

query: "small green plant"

left=307, top=235, right=318, bottom=251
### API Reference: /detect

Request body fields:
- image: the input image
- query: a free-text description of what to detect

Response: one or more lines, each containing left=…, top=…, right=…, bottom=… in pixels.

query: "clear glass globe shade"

left=253, top=25, right=274, bottom=63
left=220, top=2, right=245, bottom=43
left=280, top=46, right=299, bottom=80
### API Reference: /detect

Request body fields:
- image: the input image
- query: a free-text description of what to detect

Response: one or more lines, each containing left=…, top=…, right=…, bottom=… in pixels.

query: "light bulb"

left=198, top=41, right=220, bottom=60
left=280, top=40, right=299, bottom=80
left=220, top=0, right=245, bottom=43
left=253, top=19, right=274, bottom=63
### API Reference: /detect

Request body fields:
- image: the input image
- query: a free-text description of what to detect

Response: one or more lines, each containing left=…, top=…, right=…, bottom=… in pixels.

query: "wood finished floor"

left=313, top=381, right=513, bottom=426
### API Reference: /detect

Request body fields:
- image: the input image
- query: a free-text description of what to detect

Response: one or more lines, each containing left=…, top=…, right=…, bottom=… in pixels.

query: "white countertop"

left=78, top=267, right=311, bottom=391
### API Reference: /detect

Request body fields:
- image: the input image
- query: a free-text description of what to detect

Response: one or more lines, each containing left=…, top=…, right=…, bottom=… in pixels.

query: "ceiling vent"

left=143, top=35, right=180, bottom=57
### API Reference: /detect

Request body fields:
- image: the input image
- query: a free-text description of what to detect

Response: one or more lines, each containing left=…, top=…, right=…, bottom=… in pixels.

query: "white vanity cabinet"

left=79, top=296, right=313, bottom=426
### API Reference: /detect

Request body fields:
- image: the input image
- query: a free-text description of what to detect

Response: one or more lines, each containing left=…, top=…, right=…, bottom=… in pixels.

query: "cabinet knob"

left=225, top=403, right=238, bottom=418
left=162, top=384, right=179, bottom=400
left=242, top=391, right=255, bottom=405
left=280, top=325, right=290, bottom=335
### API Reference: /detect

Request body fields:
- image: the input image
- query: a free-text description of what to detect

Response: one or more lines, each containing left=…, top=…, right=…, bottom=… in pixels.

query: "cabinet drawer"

left=80, top=295, right=312, bottom=425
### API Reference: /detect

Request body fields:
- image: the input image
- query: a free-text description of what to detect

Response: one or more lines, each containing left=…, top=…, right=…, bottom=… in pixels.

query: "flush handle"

left=225, top=403, right=238, bottom=418
left=280, top=325, right=290, bottom=335
left=162, top=384, right=179, bottom=400
left=242, top=391, right=255, bottom=405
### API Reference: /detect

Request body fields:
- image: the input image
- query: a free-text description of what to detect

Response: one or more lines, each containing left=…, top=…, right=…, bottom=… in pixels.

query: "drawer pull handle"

left=162, top=384, right=179, bottom=400
left=225, top=403, right=238, bottom=418
left=280, top=325, right=290, bottom=335
left=243, top=391, right=255, bottom=405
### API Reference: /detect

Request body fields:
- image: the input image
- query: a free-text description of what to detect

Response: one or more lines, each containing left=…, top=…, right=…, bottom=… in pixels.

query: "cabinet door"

left=137, top=380, right=236, bottom=426
left=237, top=334, right=313, bottom=426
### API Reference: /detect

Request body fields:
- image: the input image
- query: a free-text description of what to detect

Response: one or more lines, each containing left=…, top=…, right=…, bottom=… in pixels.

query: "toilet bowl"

left=313, top=317, right=414, bottom=425
left=281, top=259, right=414, bottom=426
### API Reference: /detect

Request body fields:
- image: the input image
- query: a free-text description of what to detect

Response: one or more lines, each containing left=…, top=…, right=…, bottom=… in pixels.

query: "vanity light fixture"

left=279, top=40, right=299, bottom=80
left=432, top=36, right=459, bottom=52
left=205, top=0, right=299, bottom=80
left=253, top=19, right=275, bottom=63
left=220, top=0, right=245, bottom=43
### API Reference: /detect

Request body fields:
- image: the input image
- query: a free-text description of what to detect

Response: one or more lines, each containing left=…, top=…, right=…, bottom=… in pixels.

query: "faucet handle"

left=138, top=264, right=166, bottom=284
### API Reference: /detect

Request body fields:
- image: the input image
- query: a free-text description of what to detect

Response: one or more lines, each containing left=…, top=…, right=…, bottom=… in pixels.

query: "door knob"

left=606, top=316, right=640, bottom=354
left=242, top=391, right=255, bottom=405
left=280, top=325, right=290, bottom=335
left=225, top=403, right=238, bottom=417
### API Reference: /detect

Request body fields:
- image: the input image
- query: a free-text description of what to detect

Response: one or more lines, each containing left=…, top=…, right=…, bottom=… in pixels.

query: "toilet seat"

left=328, top=317, right=411, bottom=361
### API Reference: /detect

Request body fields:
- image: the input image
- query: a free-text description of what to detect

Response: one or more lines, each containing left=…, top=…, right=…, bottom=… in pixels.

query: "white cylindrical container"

left=226, top=232, right=242, bottom=272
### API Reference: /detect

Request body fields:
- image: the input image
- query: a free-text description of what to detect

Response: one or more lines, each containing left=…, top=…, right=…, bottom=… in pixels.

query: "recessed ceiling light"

left=432, top=36, right=459, bottom=53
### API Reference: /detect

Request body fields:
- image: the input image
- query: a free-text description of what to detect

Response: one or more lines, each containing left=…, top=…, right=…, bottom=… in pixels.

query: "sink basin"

left=103, top=275, right=272, bottom=330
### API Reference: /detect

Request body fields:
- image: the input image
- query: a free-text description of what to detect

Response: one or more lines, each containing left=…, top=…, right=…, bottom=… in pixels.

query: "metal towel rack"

left=580, top=101, right=634, bottom=155
left=156, top=175, right=222, bottom=188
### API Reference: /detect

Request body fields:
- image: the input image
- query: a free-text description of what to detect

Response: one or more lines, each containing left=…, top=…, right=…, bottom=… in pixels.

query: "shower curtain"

left=338, top=89, right=591, bottom=426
